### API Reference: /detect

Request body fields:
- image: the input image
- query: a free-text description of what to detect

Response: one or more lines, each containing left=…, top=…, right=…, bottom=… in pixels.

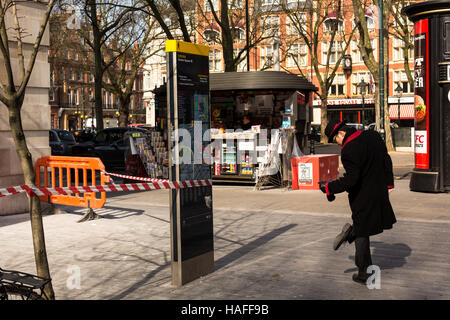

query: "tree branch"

left=17, top=0, right=56, bottom=98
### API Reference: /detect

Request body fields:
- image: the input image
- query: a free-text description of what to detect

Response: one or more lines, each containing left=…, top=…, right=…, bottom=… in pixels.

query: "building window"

left=351, top=40, right=362, bottom=63
left=262, top=0, right=281, bottom=5
left=260, top=46, right=273, bottom=69
left=329, top=73, right=345, bottom=96
left=109, top=92, right=113, bottom=108
left=287, top=43, right=307, bottom=68
left=49, top=90, right=54, bottom=102
left=352, top=72, right=374, bottom=95
left=322, top=41, right=342, bottom=65
left=74, top=89, right=78, bottom=105
left=234, top=49, right=247, bottom=71
left=262, top=15, right=280, bottom=37
left=232, top=27, right=245, bottom=42
left=323, top=18, right=344, bottom=32
left=77, top=72, right=82, bottom=81
left=393, top=37, right=413, bottom=61
left=209, top=49, right=222, bottom=71
left=228, top=0, right=243, bottom=8
left=204, top=29, right=220, bottom=42
left=366, top=16, right=375, bottom=31
left=205, top=0, right=219, bottom=11
left=286, top=14, right=305, bottom=35
left=394, top=71, right=413, bottom=94
left=68, top=89, right=72, bottom=105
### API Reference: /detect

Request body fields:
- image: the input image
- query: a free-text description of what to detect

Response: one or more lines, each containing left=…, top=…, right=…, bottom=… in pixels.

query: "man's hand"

left=319, top=180, right=336, bottom=202
left=318, top=181, right=328, bottom=194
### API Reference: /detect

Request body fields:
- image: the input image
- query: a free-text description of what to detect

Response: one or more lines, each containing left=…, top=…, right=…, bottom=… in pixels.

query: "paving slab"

left=1, top=179, right=450, bottom=300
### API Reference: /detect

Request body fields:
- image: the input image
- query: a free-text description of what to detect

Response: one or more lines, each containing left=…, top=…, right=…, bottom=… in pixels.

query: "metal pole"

left=362, top=95, right=365, bottom=125
left=246, top=0, right=250, bottom=71
left=379, top=0, right=385, bottom=141
left=398, top=96, right=400, bottom=125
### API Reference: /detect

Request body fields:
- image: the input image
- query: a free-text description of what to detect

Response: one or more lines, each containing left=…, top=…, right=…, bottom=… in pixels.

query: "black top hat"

left=324, top=121, right=346, bottom=143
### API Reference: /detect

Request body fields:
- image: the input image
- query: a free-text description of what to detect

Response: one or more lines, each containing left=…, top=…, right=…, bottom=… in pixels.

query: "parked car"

left=71, top=127, right=147, bottom=170
left=366, top=122, right=398, bottom=131
left=72, top=128, right=96, bottom=143
left=49, top=129, right=76, bottom=156
left=346, top=123, right=365, bottom=131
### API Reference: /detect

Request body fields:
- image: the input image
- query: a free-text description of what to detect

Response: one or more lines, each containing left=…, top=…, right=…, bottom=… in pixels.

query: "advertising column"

left=414, top=19, right=430, bottom=169
left=166, top=40, right=214, bottom=286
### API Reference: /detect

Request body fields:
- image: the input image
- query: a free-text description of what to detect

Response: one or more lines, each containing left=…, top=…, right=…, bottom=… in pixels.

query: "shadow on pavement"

left=214, top=223, right=298, bottom=271
left=62, top=205, right=145, bottom=220
left=0, top=213, right=29, bottom=228
left=344, top=241, right=412, bottom=273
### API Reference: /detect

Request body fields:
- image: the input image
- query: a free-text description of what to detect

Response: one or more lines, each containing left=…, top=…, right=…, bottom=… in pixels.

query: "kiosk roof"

left=209, top=71, right=317, bottom=92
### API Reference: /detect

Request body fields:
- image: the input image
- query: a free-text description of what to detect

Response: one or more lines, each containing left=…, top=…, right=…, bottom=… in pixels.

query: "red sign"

left=414, top=19, right=429, bottom=169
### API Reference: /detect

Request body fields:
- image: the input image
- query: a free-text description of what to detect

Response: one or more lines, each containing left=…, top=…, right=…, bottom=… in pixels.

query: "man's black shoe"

left=333, top=223, right=352, bottom=250
left=352, top=273, right=370, bottom=285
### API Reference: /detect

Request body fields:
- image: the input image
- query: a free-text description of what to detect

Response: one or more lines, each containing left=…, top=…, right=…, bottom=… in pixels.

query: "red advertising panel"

left=414, top=19, right=429, bottom=169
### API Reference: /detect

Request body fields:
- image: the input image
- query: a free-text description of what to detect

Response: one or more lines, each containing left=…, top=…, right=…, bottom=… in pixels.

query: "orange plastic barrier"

left=34, top=156, right=110, bottom=208
left=291, top=154, right=339, bottom=190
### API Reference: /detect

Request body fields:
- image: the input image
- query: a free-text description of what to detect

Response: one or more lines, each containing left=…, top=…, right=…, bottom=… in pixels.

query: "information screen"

left=167, top=41, right=213, bottom=262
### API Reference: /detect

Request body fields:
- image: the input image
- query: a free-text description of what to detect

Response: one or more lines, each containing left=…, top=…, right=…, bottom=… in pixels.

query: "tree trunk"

left=90, top=0, right=104, bottom=131
left=7, top=103, right=55, bottom=300
left=118, top=97, right=131, bottom=127
left=220, top=0, right=235, bottom=72
left=383, top=35, right=394, bottom=152
left=320, top=97, right=328, bottom=144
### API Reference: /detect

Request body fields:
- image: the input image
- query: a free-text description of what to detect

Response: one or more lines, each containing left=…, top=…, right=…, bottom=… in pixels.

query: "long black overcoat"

left=327, top=129, right=397, bottom=237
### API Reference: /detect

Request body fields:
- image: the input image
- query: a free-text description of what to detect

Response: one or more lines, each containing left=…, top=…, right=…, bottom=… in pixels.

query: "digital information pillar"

left=166, top=40, right=214, bottom=286
left=404, top=0, right=450, bottom=192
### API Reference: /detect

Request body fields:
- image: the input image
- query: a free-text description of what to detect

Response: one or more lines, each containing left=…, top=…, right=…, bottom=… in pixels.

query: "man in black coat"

left=319, top=121, right=396, bottom=284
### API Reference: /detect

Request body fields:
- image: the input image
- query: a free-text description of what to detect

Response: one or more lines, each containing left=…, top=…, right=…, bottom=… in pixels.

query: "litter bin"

left=291, top=154, right=339, bottom=190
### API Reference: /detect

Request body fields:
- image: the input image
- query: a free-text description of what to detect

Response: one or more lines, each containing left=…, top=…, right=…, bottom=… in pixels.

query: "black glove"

left=327, top=194, right=336, bottom=202
left=318, top=180, right=329, bottom=194
left=319, top=180, right=336, bottom=202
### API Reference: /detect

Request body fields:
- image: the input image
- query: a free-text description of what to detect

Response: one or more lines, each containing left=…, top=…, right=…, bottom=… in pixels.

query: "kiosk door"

left=444, top=85, right=450, bottom=187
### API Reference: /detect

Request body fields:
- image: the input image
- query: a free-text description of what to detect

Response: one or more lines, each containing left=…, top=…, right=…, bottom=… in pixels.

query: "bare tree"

left=353, top=0, right=394, bottom=151
left=0, top=0, right=56, bottom=299
left=75, top=0, right=139, bottom=131
left=102, top=12, right=163, bottom=126
left=390, top=0, right=414, bottom=89
left=196, top=0, right=280, bottom=72
left=144, top=0, right=195, bottom=42
left=283, top=0, right=356, bottom=143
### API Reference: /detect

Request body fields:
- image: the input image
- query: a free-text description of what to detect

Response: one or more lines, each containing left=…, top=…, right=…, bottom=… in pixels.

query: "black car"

left=49, top=129, right=76, bottom=156
left=71, top=127, right=147, bottom=171
left=73, top=128, right=96, bottom=143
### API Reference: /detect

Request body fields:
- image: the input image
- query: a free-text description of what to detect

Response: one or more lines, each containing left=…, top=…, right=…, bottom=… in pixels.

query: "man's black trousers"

left=348, top=229, right=372, bottom=274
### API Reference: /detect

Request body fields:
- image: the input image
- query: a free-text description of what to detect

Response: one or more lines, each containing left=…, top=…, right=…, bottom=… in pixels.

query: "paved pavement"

left=2, top=148, right=450, bottom=300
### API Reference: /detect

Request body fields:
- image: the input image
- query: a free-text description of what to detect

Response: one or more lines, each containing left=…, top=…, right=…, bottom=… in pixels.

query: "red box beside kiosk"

left=291, top=154, right=340, bottom=190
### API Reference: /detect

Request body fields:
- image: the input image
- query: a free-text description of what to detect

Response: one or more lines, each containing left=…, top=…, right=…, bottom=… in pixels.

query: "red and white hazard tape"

left=0, top=179, right=212, bottom=198
left=101, top=170, right=168, bottom=183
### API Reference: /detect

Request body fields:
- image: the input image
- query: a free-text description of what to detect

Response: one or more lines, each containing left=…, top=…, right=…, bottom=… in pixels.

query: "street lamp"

left=395, top=82, right=403, bottom=126
left=358, top=79, right=368, bottom=125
